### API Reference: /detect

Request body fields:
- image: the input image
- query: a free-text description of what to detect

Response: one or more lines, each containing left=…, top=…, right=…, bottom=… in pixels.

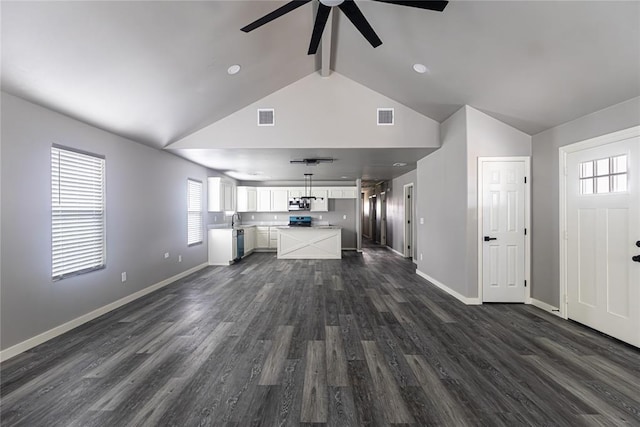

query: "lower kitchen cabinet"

left=244, top=227, right=256, bottom=253
left=256, top=226, right=270, bottom=249
left=208, top=229, right=235, bottom=265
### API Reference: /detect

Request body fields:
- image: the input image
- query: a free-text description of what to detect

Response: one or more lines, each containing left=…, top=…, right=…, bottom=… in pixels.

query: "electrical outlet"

left=319, top=215, right=322, bottom=220
left=164, top=252, right=169, bottom=259
left=178, top=255, right=182, bottom=263
left=420, top=218, right=424, bottom=224
left=420, top=253, right=423, bottom=261
left=274, top=215, right=278, bottom=220
left=343, top=215, right=347, bottom=220
left=121, top=272, right=127, bottom=282
left=214, top=215, right=217, bottom=222
left=251, top=215, right=255, bottom=220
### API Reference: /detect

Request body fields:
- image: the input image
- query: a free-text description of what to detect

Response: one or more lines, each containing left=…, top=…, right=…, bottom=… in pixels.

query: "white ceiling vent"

left=257, top=108, right=275, bottom=126
left=377, top=108, right=394, bottom=126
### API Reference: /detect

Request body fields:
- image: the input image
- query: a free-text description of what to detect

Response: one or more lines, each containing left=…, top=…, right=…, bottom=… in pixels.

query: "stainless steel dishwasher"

left=235, top=229, right=244, bottom=261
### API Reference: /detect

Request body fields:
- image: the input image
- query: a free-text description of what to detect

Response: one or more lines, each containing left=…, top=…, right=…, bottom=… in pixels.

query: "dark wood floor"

left=2, top=244, right=639, bottom=426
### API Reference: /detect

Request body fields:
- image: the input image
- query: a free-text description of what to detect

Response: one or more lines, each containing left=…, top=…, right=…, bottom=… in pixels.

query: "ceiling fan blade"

left=338, top=1, right=382, bottom=48
left=241, top=0, right=312, bottom=33
left=371, top=0, right=448, bottom=12
left=308, top=4, right=332, bottom=55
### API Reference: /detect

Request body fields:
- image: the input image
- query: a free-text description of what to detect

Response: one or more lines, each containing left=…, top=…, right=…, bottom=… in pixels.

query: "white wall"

left=531, top=96, right=640, bottom=307
left=167, top=72, right=440, bottom=150
left=1, top=93, right=211, bottom=352
left=416, top=106, right=531, bottom=300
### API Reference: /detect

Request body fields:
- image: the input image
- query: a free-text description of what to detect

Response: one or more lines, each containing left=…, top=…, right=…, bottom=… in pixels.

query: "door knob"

left=633, top=255, right=640, bottom=263
left=484, top=236, right=497, bottom=242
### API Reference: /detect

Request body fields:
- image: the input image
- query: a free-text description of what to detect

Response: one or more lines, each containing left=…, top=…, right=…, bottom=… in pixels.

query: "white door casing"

left=564, top=134, right=639, bottom=347
left=479, top=158, right=530, bottom=303
left=404, top=184, right=414, bottom=259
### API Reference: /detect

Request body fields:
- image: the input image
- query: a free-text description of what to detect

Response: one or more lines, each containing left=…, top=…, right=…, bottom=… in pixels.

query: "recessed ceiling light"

left=227, top=64, right=241, bottom=75
left=412, top=63, right=429, bottom=74
left=393, top=162, right=408, bottom=167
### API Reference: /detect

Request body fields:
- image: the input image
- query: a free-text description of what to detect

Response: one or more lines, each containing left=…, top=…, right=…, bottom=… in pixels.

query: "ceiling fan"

left=241, top=0, right=449, bottom=55
left=290, top=157, right=335, bottom=165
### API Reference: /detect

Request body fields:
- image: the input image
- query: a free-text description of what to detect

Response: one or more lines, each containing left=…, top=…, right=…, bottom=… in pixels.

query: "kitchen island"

left=277, top=226, right=342, bottom=259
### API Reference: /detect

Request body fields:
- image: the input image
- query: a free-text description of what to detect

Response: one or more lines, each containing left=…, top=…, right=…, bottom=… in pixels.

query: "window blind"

left=187, top=179, right=203, bottom=246
left=51, top=146, right=106, bottom=280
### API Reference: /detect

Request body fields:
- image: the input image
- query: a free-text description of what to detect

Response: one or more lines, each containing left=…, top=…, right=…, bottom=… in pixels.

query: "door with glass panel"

left=567, top=136, right=639, bottom=346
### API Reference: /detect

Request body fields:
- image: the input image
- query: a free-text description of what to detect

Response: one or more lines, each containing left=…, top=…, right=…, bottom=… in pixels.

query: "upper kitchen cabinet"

left=328, top=187, right=358, bottom=199
left=237, top=186, right=257, bottom=212
left=271, top=189, right=288, bottom=212
left=208, top=177, right=236, bottom=212
left=310, top=189, right=328, bottom=212
left=256, top=188, right=288, bottom=212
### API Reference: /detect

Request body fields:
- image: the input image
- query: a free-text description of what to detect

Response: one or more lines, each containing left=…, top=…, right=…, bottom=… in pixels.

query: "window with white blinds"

left=51, top=145, right=106, bottom=280
left=187, top=179, right=203, bottom=246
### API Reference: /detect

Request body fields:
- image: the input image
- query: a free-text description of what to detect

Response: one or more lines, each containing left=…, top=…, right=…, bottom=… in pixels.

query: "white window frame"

left=187, top=178, right=203, bottom=246
left=51, top=145, right=106, bottom=280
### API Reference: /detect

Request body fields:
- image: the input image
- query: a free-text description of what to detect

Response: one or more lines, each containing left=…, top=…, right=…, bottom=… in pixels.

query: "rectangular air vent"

left=257, top=108, right=275, bottom=126
left=377, top=108, right=394, bottom=125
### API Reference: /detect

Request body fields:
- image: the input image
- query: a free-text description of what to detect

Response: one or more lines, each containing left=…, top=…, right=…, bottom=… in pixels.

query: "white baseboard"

left=415, top=270, right=481, bottom=305
left=530, top=298, right=563, bottom=317
left=0, top=263, right=208, bottom=362
left=387, top=246, right=405, bottom=257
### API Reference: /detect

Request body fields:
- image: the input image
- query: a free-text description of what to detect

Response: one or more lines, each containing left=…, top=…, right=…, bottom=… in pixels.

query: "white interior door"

left=482, top=161, right=527, bottom=302
left=566, top=136, right=639, bottom=346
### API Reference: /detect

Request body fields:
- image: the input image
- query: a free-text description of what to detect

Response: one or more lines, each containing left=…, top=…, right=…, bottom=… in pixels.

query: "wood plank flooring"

left=1, top=244, right=639, bottom=426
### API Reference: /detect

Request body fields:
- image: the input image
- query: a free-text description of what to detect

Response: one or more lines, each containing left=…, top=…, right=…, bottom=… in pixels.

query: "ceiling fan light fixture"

left=320, top=0, right=344, bottom=6
left=413, top=63, right=429, bottom=74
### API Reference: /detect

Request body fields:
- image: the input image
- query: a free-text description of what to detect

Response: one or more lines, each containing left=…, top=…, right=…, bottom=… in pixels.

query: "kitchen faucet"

left=231, top=213, right=241, bottom=228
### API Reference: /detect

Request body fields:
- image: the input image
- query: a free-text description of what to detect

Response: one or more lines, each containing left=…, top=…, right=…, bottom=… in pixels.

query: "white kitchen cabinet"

left=237, top=186, right=257, bottom=212
left=271, top=189, right=289, bottom=212
left=310, top=190, right=328, bottom=212
left=288, top=187, right=304, bottom=198
left=257, top=189, right=271, bottom=212
left=328, top=187, right=358, bottom=199
left=208, top=177, right=236, bottom=212
left=269, top=227, right=279, bottom=248
left=256, top=226, right=270, bottom=248
left=208, top=229, right=235, bottom=265
left=244, top=227, right=256, bottom=253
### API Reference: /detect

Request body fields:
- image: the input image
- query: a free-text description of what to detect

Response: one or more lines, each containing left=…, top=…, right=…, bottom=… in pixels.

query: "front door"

left=566, top=136, right=639, bottom=346
left=482, top=160, right=527, bottom=302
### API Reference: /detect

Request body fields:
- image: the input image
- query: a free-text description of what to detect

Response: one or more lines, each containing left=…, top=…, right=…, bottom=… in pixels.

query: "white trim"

left=387, top=246, right=405, bottom=257
left=558, top=125, right=640, bottom=320
left=416, top=269, right=482, bottom=305
left=0, top=263, right=208, bottom=362
left=403, top=183, right=414, bottom=259
left=477, top=157, right=531, bottom=304
left=530, top=298, right=563, bottom=317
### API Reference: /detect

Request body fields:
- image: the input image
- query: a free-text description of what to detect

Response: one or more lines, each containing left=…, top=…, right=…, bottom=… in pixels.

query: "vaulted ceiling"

left=2, top=1, right=639, bottom=180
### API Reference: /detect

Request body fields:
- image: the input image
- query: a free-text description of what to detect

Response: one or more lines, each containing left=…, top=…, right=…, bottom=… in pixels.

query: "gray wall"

left=531, top=96, right=640, bottom=307
left=1, top=93, right=211, bottom=351
left=239, top=199, right=358, bottom=249
left=416, top=106, right=531, bottom=299
left=416, top=107, right=469, bottom=295
left=464, top=107, right=532, bottom=297
left=388, top=170, right=417, bottom=256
